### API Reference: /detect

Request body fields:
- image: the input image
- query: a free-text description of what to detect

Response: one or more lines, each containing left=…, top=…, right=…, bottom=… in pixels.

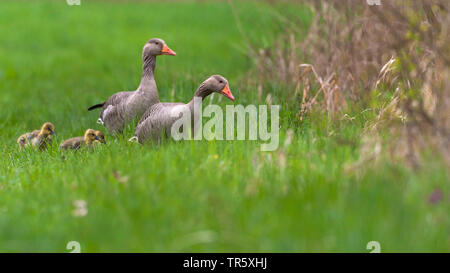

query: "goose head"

left=84, top=129, right=100, bottom=145
left=143, top=38, right=176, bottom=56
left=203, top=75, right=235, bottom=101
left=17, top=135, right=27, bottom=146
left=94, top=130, right=107, bottom=144
left=40, top=122, right=55, bottom=137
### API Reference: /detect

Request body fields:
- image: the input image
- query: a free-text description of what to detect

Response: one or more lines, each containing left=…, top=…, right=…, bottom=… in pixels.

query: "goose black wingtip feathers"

left=88, top=103, right=104, bottom=111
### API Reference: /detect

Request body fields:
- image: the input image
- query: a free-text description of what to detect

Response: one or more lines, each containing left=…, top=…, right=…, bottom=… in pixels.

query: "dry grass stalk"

left=240, top=0, right=449, bottom=168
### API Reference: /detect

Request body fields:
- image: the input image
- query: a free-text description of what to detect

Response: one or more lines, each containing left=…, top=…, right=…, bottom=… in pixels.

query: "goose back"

left=99, top=91, right=133, bottom=120
left=60, top=136, right=84, bottom=150
left=134, top=103, right=184, bottom=143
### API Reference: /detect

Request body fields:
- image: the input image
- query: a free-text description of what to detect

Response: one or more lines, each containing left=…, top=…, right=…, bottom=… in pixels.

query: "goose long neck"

left=188, top=83, right=212, bottom=111
left=138, top=53, right=158, bottom=102
left=142, top=53, right=156, bottom=78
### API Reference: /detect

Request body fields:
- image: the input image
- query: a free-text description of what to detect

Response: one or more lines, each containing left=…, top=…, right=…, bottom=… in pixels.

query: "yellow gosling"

left=60, top=129, right=99, bottom=150
left=93, top=130, right=107, bottom=145
left=17, top=122, right=55, bottom=150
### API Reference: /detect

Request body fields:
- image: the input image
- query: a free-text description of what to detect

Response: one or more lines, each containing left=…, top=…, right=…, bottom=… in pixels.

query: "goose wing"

left=135, top=103, right=188, bottom=144
left=100, top=91, right=133, bottom=119
left=60, top=136, right=84, bottom=150
left=138, top=102, right=184, bottom=126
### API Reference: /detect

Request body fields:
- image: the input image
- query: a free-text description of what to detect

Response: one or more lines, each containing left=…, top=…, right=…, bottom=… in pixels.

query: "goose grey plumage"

left=132, top=75, right=235, bottom=144
left=88, top=38, right=176, bottom=134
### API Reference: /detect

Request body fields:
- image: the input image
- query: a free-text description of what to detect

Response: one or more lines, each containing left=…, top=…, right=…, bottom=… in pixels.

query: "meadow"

left=0, top=0, right=448, bottom=252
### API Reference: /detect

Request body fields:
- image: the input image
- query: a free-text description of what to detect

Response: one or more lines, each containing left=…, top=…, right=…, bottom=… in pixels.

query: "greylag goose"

left=17, top=122, right=55, bottom=150
left=87, top=38, right=176, bottom=134
left=60, top=129, right=101, bottom=150
left=132, top=75, right=234, bottom=144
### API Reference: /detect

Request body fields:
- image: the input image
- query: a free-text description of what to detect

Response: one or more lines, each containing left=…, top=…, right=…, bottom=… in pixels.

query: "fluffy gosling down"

left=94, top=130, right=107, bottom=145
left=60, top=129, right=105, bottom=150
left=17, top=122, right=55, bottom=150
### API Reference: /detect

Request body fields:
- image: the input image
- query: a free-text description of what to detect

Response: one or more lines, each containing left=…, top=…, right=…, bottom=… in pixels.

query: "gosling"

left=93, top=130, right=107, bottom=145
left=17, top=122, right=55, bottom=150
left=60, top=129, right=101, bottom=150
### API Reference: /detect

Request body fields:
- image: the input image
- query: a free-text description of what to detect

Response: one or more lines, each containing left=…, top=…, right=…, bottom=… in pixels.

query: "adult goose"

left=17, top=122, right=55, bottom=150
left=87, top=38, right=176, bottom=134
left=131, top=75, right=234, bottom=144
left=60, top=129, right=101, bottom=150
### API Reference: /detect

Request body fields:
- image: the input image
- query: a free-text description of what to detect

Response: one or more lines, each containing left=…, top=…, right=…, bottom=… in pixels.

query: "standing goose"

left=60, top=129, right=100, bottom=150
left=17, top=122, right=55, bottom=150
left=88, top=38, right=176, bottom=134
left=132, top=75, right=234, bottom=144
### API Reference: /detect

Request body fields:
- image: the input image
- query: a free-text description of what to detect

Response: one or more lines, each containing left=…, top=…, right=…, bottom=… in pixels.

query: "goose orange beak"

left=221, top=84, right=235, bottom=101
left=161, top=44, right=176, bottom=56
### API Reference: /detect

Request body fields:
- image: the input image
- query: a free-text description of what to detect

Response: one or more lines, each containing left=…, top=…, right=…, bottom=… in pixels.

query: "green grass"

left=0, top=0, right=448, bottom=252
